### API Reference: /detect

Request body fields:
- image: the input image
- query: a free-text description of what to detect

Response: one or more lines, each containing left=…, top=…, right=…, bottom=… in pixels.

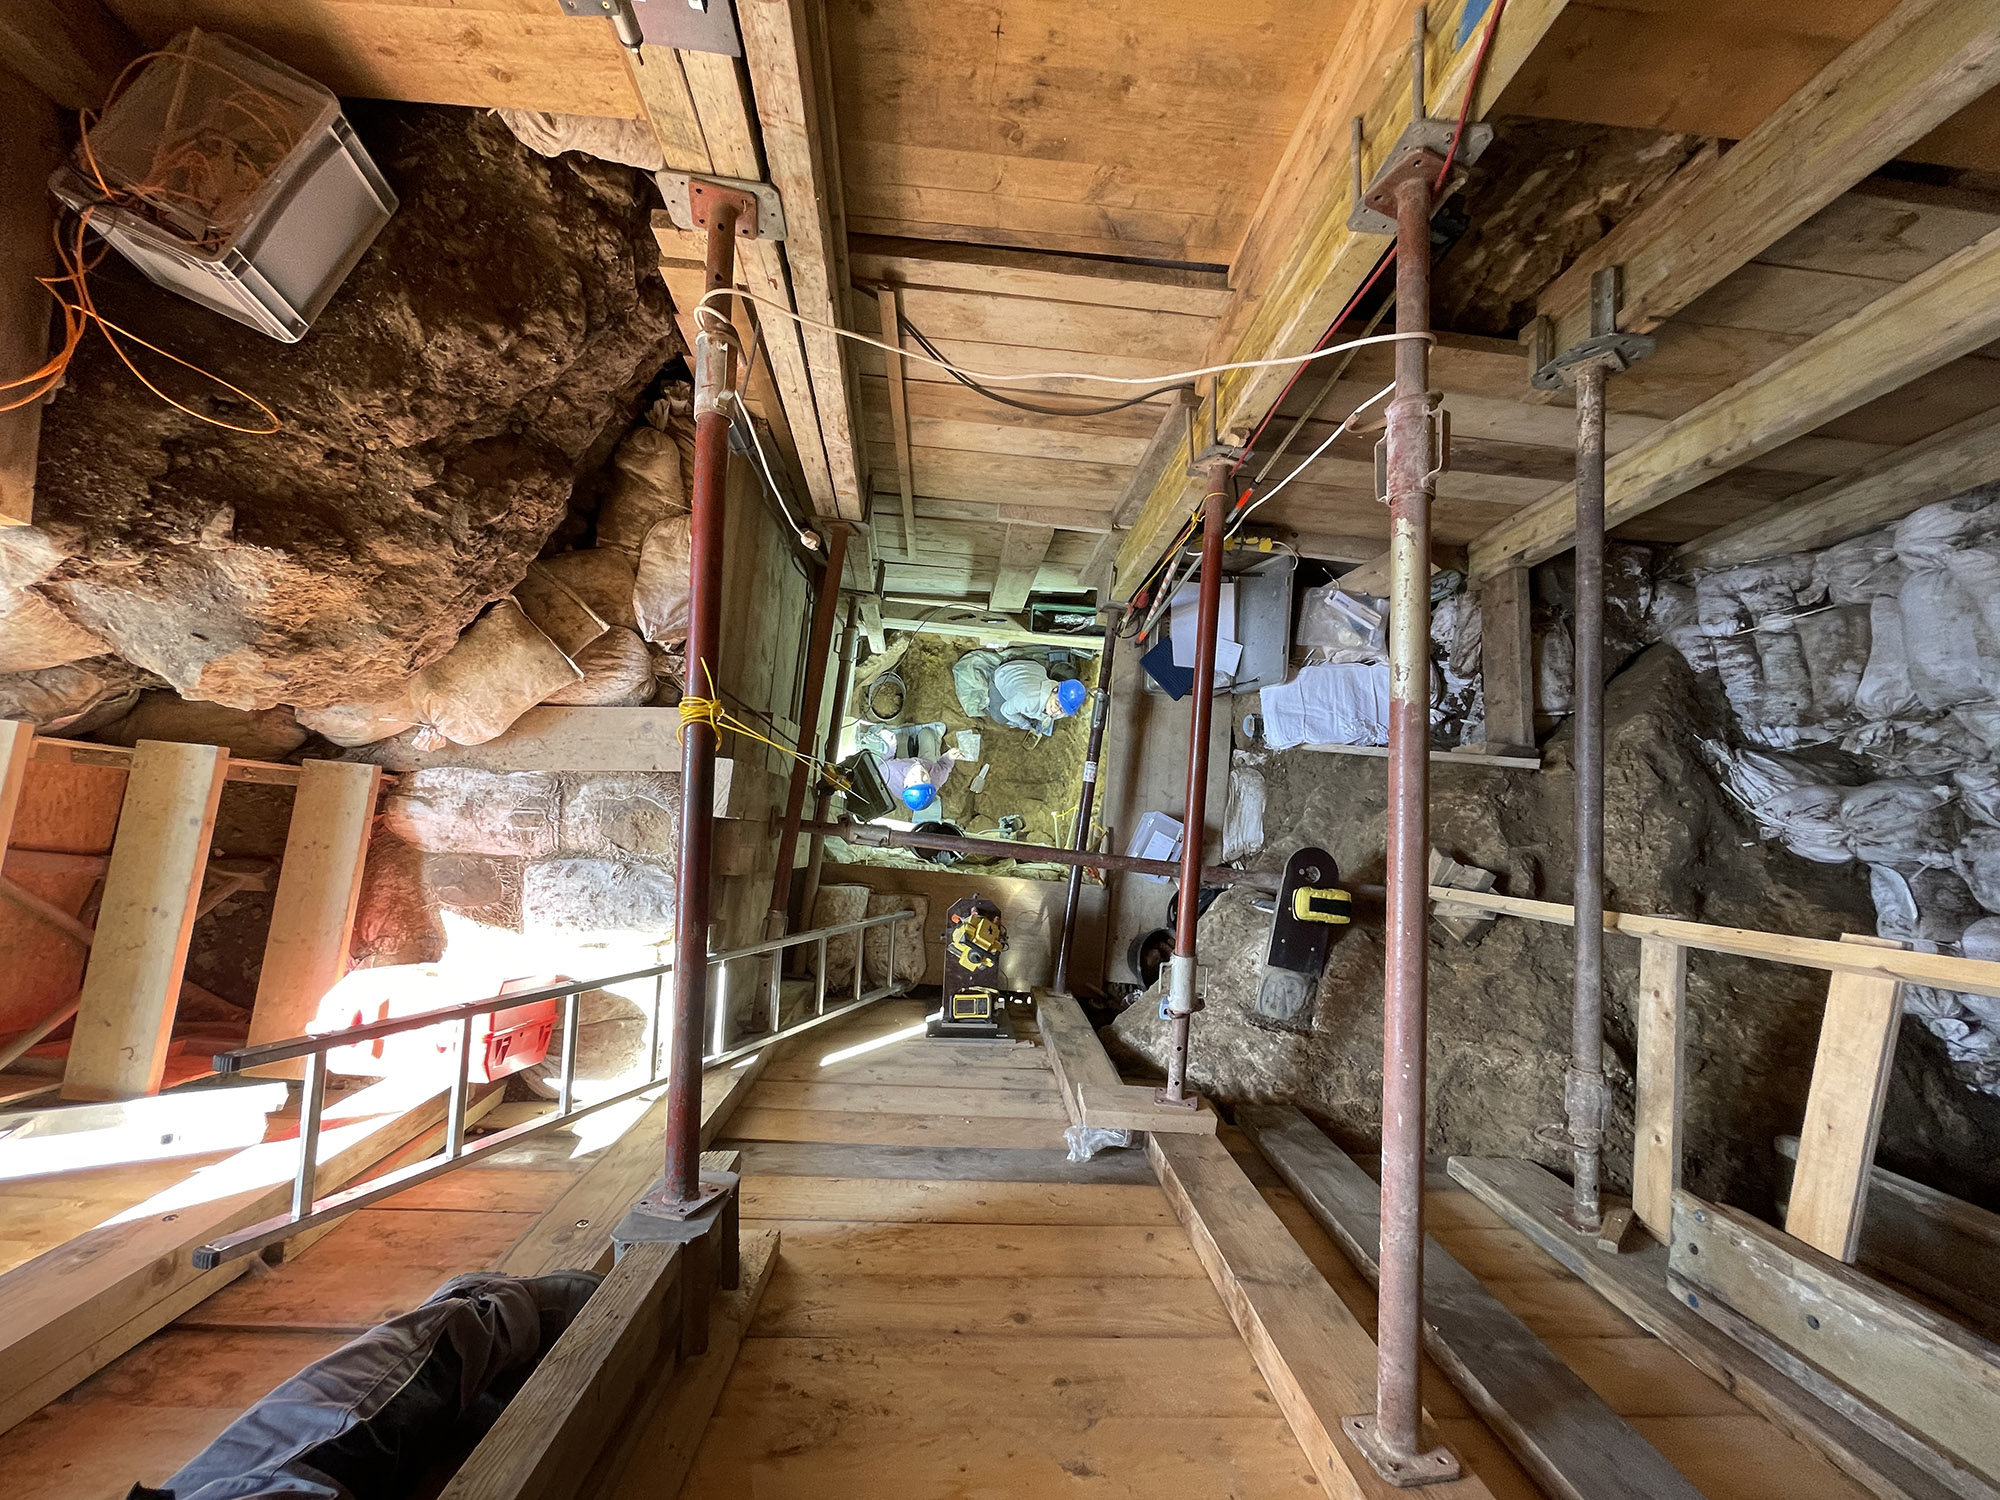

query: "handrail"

left=1428, top=884, right=2000, bottom=1000
left=191, top=910, right=913, bottom=1270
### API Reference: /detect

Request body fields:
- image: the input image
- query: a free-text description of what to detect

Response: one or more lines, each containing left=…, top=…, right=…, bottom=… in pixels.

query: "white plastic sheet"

left=1258, top=662, right=1391, bottom=749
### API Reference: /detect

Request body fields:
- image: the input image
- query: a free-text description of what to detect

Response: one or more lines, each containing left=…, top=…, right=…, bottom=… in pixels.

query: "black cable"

left=898, top=316, right=1195, bottom=419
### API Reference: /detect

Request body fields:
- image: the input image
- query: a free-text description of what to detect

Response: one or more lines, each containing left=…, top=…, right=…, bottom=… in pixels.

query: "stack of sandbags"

left=863, top=893, right=928, bottom=988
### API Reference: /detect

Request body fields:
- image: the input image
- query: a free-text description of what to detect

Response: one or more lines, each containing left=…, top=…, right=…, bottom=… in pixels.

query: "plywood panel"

left=829, top=0, right=1345, bottom=264
left=103, top=0, right=643, bottom=117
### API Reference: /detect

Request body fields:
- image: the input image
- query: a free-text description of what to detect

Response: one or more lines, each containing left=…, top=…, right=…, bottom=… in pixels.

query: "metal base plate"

left=1151, top=1087, right=1201, bottom=1111
left=655, top=172, right=787, bottom=242
left=1531, top=331, right=1657, bottom=390
left=1340, top=1415, right=1462, bottom=1488
left=619, top=1169, right=738, bottom=1237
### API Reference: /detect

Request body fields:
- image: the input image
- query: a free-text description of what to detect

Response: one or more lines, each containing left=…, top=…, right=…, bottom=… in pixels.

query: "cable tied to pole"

left=678, top=660, right=853, bottom=792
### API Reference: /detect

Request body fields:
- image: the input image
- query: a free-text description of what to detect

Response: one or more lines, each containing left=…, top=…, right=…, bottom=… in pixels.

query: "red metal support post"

left=1161, top=461, right=1229, bottom=1105
left=767, top=523, right=849, bottom=938
left=665, top=191, right=748, bottom=1209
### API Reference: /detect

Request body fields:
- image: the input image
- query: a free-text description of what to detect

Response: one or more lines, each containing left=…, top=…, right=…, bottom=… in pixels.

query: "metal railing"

left=192, top=911, right=911, bottom=1269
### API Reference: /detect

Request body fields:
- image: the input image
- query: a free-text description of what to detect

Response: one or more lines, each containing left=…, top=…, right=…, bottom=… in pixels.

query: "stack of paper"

left=1168, top=580, right=1241, bottom=681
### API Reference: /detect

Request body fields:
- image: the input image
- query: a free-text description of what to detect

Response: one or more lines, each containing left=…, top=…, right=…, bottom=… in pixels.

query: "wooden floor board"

left=1631, top=1413, right=1876, bottom=1500
left=724, top=1105, right=1070, bottom=1149
left=744, top=1079, right=1065, bottom=1117
left=743, top=1218, right=1205, bottom=1279
left=751, top=1268, right=1239, bottom=1339
left=740, top=1175, right=1177, bottom=1224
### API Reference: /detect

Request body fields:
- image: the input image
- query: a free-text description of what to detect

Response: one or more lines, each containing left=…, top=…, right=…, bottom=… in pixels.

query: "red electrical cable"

left=1123, top=0, right=1510, bottom=613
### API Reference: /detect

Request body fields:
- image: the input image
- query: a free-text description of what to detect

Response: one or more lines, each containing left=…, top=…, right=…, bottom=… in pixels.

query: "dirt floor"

left=828, top=630, right=1100, bottom=882
left=1110, top=645, right=2000, bottom=1218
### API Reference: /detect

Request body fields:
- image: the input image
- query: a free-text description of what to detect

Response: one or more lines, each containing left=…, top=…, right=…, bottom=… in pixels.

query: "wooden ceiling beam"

left=1538, top=0, right=2000, bottom=356
left=739, top=0, right=867, bottom=521
left=1112, top=0, right=1570, bottom=593
left=0, top=0, right=136, bottom=110
left=1469, top=227, right=2000, bottom=579
left=875, top=286, right=918, bottom=558
left=1673, top=406, right=2000, bottom=572
left=990, top=524, right=1056, bottom=611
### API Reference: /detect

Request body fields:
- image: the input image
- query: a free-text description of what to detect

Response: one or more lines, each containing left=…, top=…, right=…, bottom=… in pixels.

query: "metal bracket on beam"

left=556, top=0, right=741, bottom=55
left=656, top=172, right=786, bottom=242
left=1346, top=116, right=1493, bottom=235
left=1530, top=266, right=1655, bottom=390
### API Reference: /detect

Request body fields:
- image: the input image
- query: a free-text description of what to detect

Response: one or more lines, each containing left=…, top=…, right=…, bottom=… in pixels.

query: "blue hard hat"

left=1056, top=678, right=1088, bottom=716
left=902, top=781, right=937, bottom=811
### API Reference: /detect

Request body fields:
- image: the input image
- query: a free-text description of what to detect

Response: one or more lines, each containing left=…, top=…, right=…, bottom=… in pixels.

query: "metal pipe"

left=768, top=525, right=850, bottom=937
left=1373, top=165, right=1439, bottom=1470
left=667, top=195, right=744, bottom=1207
left=1053, top=607, right=1121, bottom=995
left=1163, top=462, right=1230, bottom=1104
left=1566, top=357, right=1611, bottom=1234
left=799, top=819, right=1277, bottom=890
left=799, top=599, right=862, bottom=930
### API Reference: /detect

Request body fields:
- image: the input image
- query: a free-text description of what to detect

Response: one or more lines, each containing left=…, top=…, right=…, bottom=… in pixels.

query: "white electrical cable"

left=693, top=288, right=1434, bottom=392
left=723, top=389, right=817, bottom=551
left=1131, top=380, right=1399, bottom=641
left=1233, top=381, right=1396, bottom=522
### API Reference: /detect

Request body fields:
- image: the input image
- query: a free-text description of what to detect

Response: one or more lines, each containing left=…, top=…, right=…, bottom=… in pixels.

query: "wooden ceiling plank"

left=676, top=48, right=838, bottom=514
left=876, top=287, right=919, bottom=560
left=888, top=286, right=1215, bottom=365
left=1113, top=0, right=1570, bottom=591
left=1537, top=0, right=2000, bottom=353
left=740, top=0, right=866, bottom=521
left=990, top=524, right=1057, bottom=612
left=1674, top=406, right=2000, bottom=571
left=0, top=0, right=136, bottom=110
left=849, top=237, right=1232, bottom=317
left=1469, top=225, right=2000, bottom=579
left=107, top=0, right=644, bottom=117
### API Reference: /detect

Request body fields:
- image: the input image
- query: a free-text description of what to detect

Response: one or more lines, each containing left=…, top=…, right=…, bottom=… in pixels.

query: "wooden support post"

left=61, top=741, right=228, bottom=1101
left=248, top=761, right=381, bottom=1078
left=1477, top=565, right=1534, bottom=753
left=875, top=285, right=919, bottom=559
left=1787, top=935, right=1906, bottom=1262
left=1632, top=937, right=1686, bottom=1244
left=0, top=67, right=65, bottom=526
left=990, top=523, right=1055, bottom=613
left=0, top=720, right=35, bottom=852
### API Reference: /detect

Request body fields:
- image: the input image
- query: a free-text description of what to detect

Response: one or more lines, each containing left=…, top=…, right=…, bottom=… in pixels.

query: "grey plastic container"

left=49, top=31, right=396, bottom=343
left=1141, top=547, right=1297, bottom=697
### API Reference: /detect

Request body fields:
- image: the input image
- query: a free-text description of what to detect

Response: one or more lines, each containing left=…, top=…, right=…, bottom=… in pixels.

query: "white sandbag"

left=1222, top=756, right=1266, bottom=862
left=383, top=768, right=562, bottom=857
left=863, top=893, right=927, bottom=986
left=1959, top=766, right=2000, bottom=827
left=95, top=691, right=308, bottom=760
left=1431, top=591, right=1482, bottom=680
left=1898, top=567, right=2000, bottom=710
left=494, top=109, right=665, bottom=170
left=1956, top=828, right=2000, bottom=913
left=1871, top=865, right=1920, bottom=944
left=1712, top=629, right=1825, bottom=746
left=1838, top=780, right=1956, bottom=868
left=296, top=691, right=418, bottom=748
left=1893, top=489, right=2000, bottom=568
left=1962, top=915, right=2000, bottom=962
left=0, top=657, right=144, bottom=733
left=598, top=421, right=689, bottom=559
left=535, top=549, right=638, bottom=632
left=633, top=514, right=693, bottom=646
left=1645, top=580, right=1714, bottom=672
left=0, top=589, right=109, bottom=673
left=1813, top=532, right=1907, bottom=605
left=408, top=599, right=581, bottom=747
left=812, top=883, right=870, bottom=986
left=1907, top=866, right=1982, bottom=944
left=1701, top=741, right=1850, bottom=862
left=1257, top=662, right=1390, bottom=749
left=1536, top=619, right=1573, bottom=715
left=1693, top=555, right=1817, bottom=637
left=1793, top=605, right=1869, bottom=721
left=514, top=563, right=608, bottom=657
left=1853, top=593, right=1918, bottom=719
left=543, top=627, right=654, bottom=706
left=1843, top=717, right=1982, bottom=778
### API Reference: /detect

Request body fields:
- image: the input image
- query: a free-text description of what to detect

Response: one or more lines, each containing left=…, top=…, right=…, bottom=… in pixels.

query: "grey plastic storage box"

left=49, top=29, right=396, bottom=343
left=1141, top=546, right=1297, bottom=697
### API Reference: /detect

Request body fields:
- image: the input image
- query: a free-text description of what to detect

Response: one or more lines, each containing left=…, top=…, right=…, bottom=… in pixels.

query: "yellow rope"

left=678, top=661, right=853, bottom=793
